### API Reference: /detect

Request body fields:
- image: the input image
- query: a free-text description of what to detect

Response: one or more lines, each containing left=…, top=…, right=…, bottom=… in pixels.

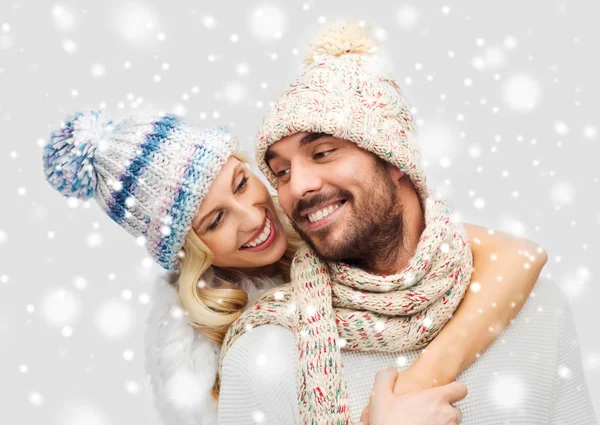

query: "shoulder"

left=221, top=325, right=297, bottom=384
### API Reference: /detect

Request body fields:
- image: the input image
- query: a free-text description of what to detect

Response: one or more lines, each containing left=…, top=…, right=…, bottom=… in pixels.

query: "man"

left=217, top=23, right=596, bottom=424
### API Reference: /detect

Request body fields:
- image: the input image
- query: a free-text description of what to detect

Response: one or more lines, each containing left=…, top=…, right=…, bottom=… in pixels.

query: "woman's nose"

left=235, top=202, right=264, bottom=233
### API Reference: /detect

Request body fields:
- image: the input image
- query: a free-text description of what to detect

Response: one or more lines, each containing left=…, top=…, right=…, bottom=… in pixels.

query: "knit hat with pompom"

left=43, top=111, right=236, bottom=270
left=256, top=21, right=428, bottom=205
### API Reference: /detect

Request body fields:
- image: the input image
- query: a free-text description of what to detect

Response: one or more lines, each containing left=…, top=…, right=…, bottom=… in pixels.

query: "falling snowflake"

left=95, top=300, right=135, bottom=339
left=583, top=125, right=597, bottom=140
left=85, top=232, right=103, bottom=247
left=504, top=36, right=519, bottom=50
left=223, top=81, right=248, bottom=105
left=202, top=15, right=217, bottom=29
left=248, top=4, right=287, bottom=42
left=62, top=38, right=78, bottom=54
left=490, top=375, right=526, bottom=408
left=253, top=410, right=266, bottom=423
left=502, top=73, right=541, bottom=112
left=73, top=276, right=88, bottom=290
left=28, top=391, right=44, bottom=406
left=396, top=356, right=408, bottom=367
left=256, top=354, right=268, bottom=366
left=419, top=122, right=458, bottom=164
left=554, top=120, right=569, bottom=135
left=111, top=2, right=162, bottom=48
left=550, top=182, right=575, bottom=206
left=41, top=288, right=81, bottom=327
left=557, top=365, right=571, bottom=379
left=90, top=63, right=106, bottom=78
left=165, top=369, right=208, bottom=408
left=396, top=4, right=420, bottom=31
left=57, top=403, right=111, bottom=425
left=125, top=380, right=140, bottom=394
left=51, top=4, right=78, bottom=31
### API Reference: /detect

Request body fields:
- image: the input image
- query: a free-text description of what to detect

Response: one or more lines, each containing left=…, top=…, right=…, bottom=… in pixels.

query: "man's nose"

left=289, top=161, right=323, bottom=200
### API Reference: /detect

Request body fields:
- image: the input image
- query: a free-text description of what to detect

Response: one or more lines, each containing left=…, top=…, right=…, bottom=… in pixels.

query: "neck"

left=231, top=262, right=280, bottom=279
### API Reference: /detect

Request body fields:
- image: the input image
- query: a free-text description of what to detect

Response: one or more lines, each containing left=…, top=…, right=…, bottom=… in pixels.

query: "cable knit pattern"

left=43, top=111, right=236, bottom=270
left=218, top=280, right=598, bottom=425
left=255, top=22, right=426, bottom=206
left=220, top=197, right=473, bottom=425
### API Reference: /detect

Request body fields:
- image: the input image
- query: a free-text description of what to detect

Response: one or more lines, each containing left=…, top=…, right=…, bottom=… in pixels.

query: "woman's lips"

left=240, top=209, right=278, bottom=252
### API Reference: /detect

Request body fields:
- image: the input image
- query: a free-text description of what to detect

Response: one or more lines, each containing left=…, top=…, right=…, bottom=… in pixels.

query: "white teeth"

left=242, top=217, right=272, bottom=248
left=308, top=203, right=342, bottom=223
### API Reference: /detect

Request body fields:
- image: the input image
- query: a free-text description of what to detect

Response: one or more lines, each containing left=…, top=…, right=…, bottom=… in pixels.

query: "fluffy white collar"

left=144, top=272, right=283, bottom=425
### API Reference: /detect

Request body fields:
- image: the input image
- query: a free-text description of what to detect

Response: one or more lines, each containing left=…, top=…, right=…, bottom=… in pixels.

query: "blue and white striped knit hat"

left=43, top=110, right=237, bottom=270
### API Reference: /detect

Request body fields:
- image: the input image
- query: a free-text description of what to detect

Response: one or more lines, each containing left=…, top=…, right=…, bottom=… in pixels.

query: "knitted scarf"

left=219, top=197, right=473, bottom=424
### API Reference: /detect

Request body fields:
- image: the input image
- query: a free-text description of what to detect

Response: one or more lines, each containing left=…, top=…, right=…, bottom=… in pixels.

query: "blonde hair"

left=171, top=153, right=301, bottom=401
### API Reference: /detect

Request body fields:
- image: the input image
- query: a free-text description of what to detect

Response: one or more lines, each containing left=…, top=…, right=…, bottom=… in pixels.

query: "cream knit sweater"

left=216, top=278, right=597, bottom=425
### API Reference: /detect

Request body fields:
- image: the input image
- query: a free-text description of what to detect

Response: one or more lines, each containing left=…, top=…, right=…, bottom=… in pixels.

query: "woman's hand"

left=360, top=365, right=443, bottom=421
left=359, top=367, right=467, bottom=425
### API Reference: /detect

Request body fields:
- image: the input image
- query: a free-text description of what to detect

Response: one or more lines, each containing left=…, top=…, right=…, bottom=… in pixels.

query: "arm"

left=395, top=224, right=549, bottom=393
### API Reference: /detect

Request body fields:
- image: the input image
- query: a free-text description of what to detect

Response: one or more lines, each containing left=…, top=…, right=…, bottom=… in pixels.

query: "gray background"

left=1, top=0, right=598, bottom=423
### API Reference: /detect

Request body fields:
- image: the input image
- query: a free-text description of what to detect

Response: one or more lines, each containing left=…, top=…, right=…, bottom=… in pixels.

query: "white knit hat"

left=43, top=111, right=236, bottom=270
left=256, top=21, right=429, bottom=204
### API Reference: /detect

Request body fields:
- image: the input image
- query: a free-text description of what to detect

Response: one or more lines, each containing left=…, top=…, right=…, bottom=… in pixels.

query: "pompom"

left=43, top=110, right=113, bottom=200
left=305, top=21, right=379, bottom=64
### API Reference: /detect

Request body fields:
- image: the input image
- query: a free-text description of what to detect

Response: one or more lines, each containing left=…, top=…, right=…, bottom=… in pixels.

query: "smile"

left=303, top=200, right=347, bottom=231
left=307, top=202, right=343, bottom=223
left=240, top=209, right=278, bottom=252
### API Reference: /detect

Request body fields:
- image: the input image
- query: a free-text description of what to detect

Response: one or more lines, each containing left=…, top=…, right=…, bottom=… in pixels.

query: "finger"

left=436, top=381, right=468, bottom=403
left=455, top=406, right=463, bottom=424
left=445, top=406, right=462, bottom=425
left=372, top=366, right=399, bottom=396
left=359, top=404, right=370, bottom=424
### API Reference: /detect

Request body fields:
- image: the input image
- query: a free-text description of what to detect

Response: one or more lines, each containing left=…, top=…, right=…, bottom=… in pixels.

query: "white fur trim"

left=144, top=274, right=219, bottom=425
left=144, top=273, right=285, bottom=424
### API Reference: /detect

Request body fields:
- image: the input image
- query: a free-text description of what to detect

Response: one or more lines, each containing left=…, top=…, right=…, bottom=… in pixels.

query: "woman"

left=44, top=111, right=546, bottom=425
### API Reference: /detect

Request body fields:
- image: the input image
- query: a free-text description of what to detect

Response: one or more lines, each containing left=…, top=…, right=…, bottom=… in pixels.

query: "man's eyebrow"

left=299, top=132, right=329, bottom=147
left=265, top=148, right=278, bottom=164
left=265, top=133, right=331, bottom=166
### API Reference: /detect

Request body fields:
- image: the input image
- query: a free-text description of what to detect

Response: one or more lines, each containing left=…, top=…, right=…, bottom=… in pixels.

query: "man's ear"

left=388, top=164, right=405, bottom=182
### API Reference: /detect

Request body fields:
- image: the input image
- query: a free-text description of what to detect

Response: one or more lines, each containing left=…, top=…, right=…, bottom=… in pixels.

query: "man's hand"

left=358, top=367, right=467, bottom=425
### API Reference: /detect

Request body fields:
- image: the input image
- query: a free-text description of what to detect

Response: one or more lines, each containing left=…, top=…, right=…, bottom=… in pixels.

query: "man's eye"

left=314, top=150, right=332, bottom=160
left=276, top=169, right=290, bottom=178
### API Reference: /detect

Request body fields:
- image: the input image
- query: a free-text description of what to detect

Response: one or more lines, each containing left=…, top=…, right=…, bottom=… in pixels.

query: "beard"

left=291, top=160, right=405, bottom=269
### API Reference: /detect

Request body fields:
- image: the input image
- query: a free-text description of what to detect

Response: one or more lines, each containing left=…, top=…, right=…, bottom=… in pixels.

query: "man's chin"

left=294, top=221, right=345, bottom=259
left=306, top=235, right=346, bottom=261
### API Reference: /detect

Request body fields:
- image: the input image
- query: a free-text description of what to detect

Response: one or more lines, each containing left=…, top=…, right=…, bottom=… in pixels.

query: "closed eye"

left=235, top=176, right=248, bottom=193
left=207, top=210, right=224, bottom=232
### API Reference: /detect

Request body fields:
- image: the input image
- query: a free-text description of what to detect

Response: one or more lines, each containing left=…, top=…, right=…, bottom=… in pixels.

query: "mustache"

left=292, top=189, right=353, bottom=222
